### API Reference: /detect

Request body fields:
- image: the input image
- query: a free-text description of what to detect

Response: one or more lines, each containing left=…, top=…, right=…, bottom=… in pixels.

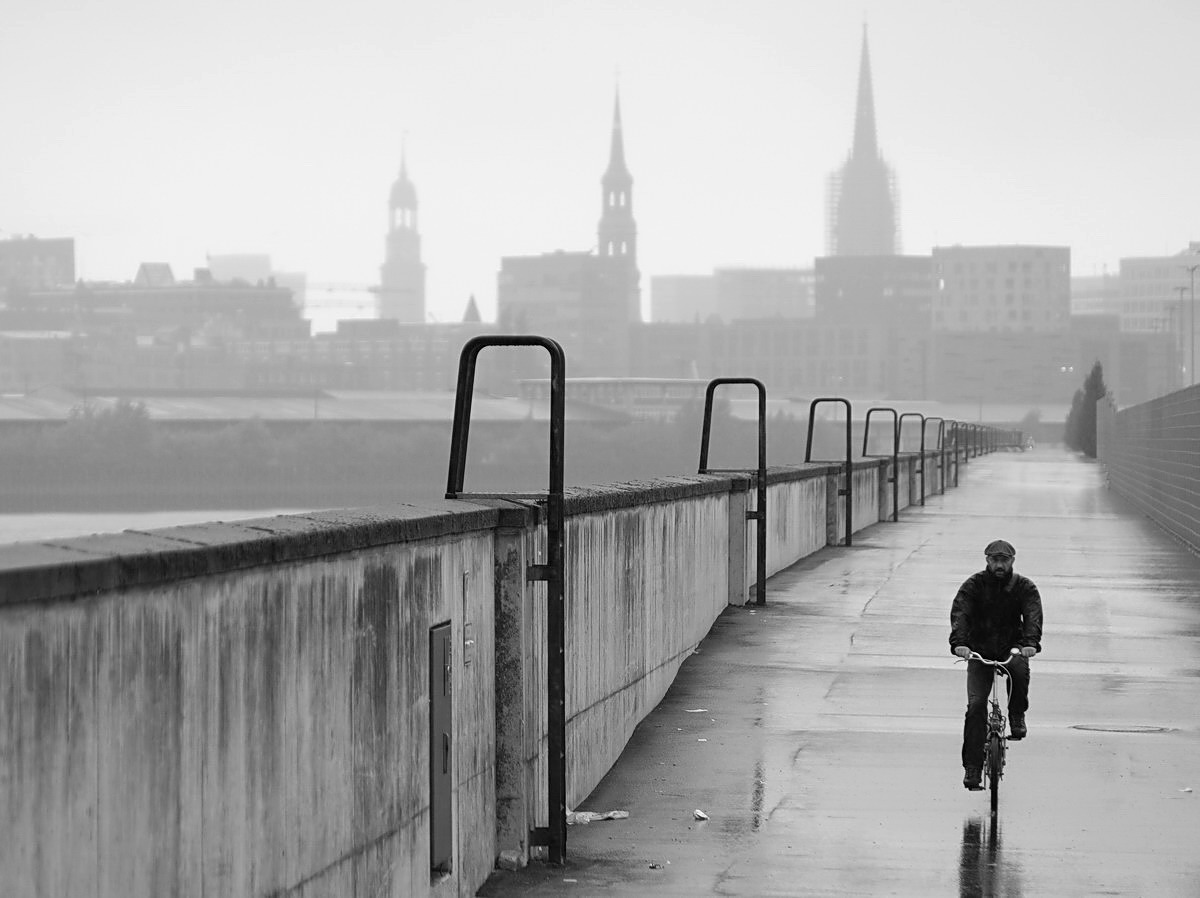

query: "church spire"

left=599, top=87, right=635, bottom=264
left=825, top=25, right=899, bottom=257
left=606, top=89, right=628, bottom=176
left=852, top=25, right=878, bottom=159
left=379, top=140, right=425, bottom=321
left=597, top=86, right=640, bottom=323
left=389, top=138, right=417, bottom=230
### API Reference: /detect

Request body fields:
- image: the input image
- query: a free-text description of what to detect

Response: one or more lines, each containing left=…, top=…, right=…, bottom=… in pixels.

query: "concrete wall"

left=0, top=448, right=972, bottom=896
left=761, top=468, right=832, bottom=577
left=1098, top=384, right=1200, bottom=553
left=836, top=461, right=883, bottom=544
left=0, top=503, right=501, bottom=898
left=922, top=451, right=947, bottom=497
left=564, top=483, right=732, bottom=804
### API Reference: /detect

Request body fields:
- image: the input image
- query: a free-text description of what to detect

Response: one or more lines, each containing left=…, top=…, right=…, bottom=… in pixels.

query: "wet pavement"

left=478, top=447, right=1200, bottom=897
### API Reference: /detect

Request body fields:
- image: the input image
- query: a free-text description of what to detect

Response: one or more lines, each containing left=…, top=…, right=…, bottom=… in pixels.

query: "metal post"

left=1189, top=264, right=1199, bottom=386
left=806, top=398, right=853, bottom=546
left=445, top=334, right=568, bottom=864
left=1174, top=286, right=1187, bottom=390
left=924, top=417, right=946, bottom=495
left=863, top=407, right=899, bottom=522
left=900, top=412, right=927, bottom=506
left=699, top=378, right=768, bottom=605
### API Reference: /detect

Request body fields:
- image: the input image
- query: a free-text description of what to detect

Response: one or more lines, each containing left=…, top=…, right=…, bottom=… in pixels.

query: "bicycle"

left=959, top=649, right=1020, bottom=814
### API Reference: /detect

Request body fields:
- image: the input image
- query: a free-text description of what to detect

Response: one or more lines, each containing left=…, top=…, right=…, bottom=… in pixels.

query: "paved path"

left=479, top=448, right=1200, bottom=897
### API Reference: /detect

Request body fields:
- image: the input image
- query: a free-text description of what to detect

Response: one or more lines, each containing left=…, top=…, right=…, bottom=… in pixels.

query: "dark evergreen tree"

left=1063, top=362, right=1107, bottom=457
left=1079, top=362, right=1107, bottom=457
left=1064, top=390, right=1081, bottom=451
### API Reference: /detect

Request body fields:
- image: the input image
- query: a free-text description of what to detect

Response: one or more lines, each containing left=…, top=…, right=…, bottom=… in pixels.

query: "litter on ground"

left=566, top=808, right=630, bottom=825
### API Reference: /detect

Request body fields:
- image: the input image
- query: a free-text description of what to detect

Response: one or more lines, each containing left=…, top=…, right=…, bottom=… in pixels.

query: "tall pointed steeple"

left=852, top=24, right=878, bottom=160
left=599, top=89, right=635, bottom=264
left=390, top=144, right=418, bottom=229
left=597, top=86, right=641, bottom=323
left=379, top=140, right=426, bottom=322
left=825, top=25, right=899, bottom=257
left=606, top=91, right=628, bottom=176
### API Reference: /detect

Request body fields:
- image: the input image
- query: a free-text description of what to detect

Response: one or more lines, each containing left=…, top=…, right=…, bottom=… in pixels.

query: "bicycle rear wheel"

left=988, top=733, right=1003, bottom=813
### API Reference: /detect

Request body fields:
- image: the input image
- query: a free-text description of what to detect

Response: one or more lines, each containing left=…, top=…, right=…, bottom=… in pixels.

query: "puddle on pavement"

left=1070, top=724, right=1173, bottom=733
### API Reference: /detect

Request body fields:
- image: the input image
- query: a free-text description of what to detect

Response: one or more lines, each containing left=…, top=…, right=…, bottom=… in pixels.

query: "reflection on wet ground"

left=959, top=816, right=1023, bottom=898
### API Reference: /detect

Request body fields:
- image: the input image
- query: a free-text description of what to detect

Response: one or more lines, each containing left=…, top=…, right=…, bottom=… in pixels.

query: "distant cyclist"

left=950, top=539, right=1043, bottom=790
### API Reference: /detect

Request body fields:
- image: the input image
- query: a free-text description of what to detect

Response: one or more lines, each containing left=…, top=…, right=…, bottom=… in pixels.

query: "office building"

left=0, top=236, right=75, bottom=295
left=932, top=245, right=1070, bottom=334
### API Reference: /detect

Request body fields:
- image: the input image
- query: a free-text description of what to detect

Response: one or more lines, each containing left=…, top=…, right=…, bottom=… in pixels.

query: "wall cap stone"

left=0, top=500, right=498, bottom=607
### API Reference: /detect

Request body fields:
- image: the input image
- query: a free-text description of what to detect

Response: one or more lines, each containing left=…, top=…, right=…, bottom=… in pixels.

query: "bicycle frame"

left=984, top=663, right=1011, bottom=784
left=963, top=650, right=1018, bottom=814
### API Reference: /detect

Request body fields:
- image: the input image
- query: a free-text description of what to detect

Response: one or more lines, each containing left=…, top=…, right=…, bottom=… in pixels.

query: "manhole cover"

left=1071, top=724, right=1173, bottom=734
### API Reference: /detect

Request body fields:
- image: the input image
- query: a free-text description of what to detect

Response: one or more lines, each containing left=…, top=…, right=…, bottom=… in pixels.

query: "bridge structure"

left=1, top=341, right=1197, bottom=897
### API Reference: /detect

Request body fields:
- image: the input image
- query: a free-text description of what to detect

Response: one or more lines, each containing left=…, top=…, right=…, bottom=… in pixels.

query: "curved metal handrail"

left=864, top=407, right=900, bottom=522
left=445, top=334, right=569, bottom=864
left=805, top=397, right=853, bottom=546
left=899, top=412, right=926, bottom=508
left=699, top=377, right=768, bottom=605
left=948, top=420, right=964, bottom=485
left=924, top=417, right=947, bottom=495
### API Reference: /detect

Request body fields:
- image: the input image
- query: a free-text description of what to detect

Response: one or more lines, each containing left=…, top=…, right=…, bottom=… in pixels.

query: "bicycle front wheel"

left=988, top=733, right=1003, bottom=813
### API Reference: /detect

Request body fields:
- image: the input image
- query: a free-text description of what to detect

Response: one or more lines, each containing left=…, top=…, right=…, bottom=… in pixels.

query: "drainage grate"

left=1071, top=724, right=1173, bottom=734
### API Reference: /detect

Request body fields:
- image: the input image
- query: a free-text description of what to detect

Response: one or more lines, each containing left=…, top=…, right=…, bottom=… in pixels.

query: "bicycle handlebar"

left=960, top=649, right=1021, bottom=666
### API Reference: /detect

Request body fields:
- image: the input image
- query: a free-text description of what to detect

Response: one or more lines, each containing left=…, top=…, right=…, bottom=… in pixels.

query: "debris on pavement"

left=566, top=808, right=630, bottom=825
left=693, top=809, right=710, bottom=820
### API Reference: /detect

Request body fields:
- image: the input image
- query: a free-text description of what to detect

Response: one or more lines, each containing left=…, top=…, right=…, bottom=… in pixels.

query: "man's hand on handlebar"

left=954, top=647, right=1036, bottom=662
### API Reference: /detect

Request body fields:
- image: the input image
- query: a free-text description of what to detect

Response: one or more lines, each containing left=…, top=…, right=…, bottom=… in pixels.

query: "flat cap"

left=984, top=539, right=1016, bottom=557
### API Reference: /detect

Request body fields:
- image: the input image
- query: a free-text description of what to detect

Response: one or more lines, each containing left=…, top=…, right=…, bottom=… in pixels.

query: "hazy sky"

left=3, top=0, right=1197, bottom=326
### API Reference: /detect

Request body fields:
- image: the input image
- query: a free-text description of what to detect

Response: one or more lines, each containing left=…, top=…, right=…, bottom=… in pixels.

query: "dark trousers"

left=962, top=655, right=1030, bottom=768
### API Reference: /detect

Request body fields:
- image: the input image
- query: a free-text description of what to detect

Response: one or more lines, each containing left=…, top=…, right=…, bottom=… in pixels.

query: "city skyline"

left=3, top=0, right=1198, bottom=327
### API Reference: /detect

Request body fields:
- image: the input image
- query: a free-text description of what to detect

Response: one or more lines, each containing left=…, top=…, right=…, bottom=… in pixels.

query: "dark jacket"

left=949, top=570, right=1043, bottom=660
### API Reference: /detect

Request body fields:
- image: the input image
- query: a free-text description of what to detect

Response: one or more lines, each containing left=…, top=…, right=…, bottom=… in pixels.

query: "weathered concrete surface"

left=479, top=447, right=1200, bottom=897
left=0, top=529, right=500, bottom=898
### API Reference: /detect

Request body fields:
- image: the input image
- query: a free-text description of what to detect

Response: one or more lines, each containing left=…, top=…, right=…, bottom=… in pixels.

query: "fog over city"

left=0, top=0, right=1197, bottom=541
left=6, top=8, right=1200, bottom=891
left=4, top=0, right=1198, bottom=325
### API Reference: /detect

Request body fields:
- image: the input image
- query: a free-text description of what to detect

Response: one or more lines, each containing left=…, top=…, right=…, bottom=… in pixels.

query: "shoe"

left=1010, top=715, right=1027, bottom=740
left=963, top=766, right=983, bottom=790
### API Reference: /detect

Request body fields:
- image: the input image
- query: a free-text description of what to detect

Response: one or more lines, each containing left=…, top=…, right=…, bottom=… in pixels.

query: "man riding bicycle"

left=950, top=539, right=1043, bottom=790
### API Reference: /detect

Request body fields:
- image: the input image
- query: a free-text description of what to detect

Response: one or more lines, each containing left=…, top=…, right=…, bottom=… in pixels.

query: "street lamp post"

left=1187, top=264, right=1200, bottom=387
left=1185, top=261, right=1195, bottom=384
left=1175, top=286, right=1188, bottom=389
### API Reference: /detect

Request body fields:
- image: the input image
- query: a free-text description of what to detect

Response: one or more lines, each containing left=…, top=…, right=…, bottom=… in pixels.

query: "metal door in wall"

left=429, top=622, right=453, bottom=873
